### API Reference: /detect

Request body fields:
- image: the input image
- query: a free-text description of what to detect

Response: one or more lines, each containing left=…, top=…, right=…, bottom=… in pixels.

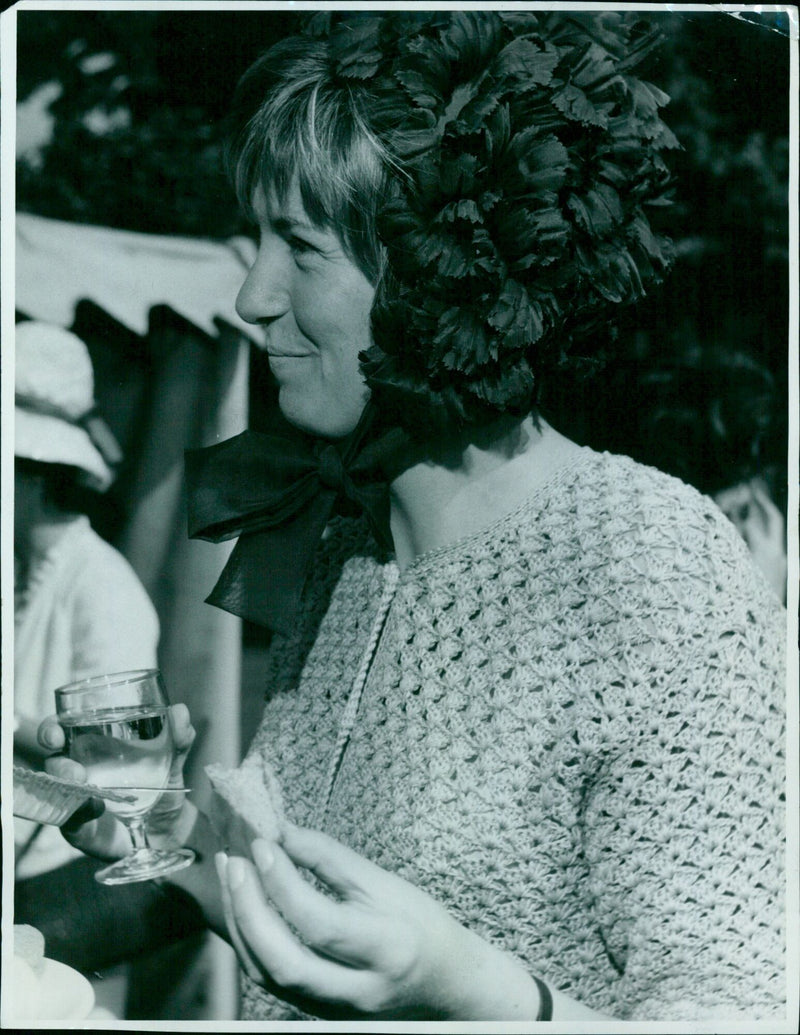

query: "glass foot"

left=94, top=847, right=195, bottom=885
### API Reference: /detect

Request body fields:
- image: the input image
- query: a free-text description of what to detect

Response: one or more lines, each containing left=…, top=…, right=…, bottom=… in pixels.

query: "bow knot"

left=317, top=443, right=346, bottom=492
left=185, top=404, right=396, bottom=633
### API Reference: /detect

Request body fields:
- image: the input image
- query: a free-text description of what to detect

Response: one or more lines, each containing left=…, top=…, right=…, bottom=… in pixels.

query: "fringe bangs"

left=229, top=49, right=388, bottom=283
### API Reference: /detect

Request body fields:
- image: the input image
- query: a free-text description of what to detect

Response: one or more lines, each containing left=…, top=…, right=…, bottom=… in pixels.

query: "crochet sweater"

left=240, top=448, right=786, bottom=1022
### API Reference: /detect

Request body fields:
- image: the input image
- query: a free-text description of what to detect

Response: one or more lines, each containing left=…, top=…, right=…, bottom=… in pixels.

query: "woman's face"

left=236, top=179, right=375, bottom=439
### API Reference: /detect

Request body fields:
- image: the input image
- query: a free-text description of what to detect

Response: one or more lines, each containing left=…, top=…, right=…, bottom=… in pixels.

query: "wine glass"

left=54, top=669, right=194, bottom=885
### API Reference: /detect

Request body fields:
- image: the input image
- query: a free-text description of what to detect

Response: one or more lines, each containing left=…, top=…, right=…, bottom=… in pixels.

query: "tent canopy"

left=16, top=211, right=258, bottom=340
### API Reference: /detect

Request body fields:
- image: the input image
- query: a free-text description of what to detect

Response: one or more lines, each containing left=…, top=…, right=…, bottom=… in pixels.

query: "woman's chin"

left=277, top=392, right=369, bottom=441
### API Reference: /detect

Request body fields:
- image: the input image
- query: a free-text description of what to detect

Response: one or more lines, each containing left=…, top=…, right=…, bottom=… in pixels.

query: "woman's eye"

left=288, top=235, right=316, bottom=258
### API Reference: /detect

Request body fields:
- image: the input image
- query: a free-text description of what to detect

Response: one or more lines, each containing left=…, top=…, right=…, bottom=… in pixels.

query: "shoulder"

left=39, top=525, right=162, bottom=669
left=564, top=447, right=720, bottom=526
left=70, top=524, right=148, bottom=586
left=508, top=448, right=785, bottom=666
left=540, top=448, right=765, bottom=587
left=67, top=524, right=159, bottom=621
left=565, top=452, right=785, bottom=705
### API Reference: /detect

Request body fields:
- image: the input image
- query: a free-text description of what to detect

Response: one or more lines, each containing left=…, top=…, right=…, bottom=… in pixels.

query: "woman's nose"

left=235, top=245, right=291, bottom=325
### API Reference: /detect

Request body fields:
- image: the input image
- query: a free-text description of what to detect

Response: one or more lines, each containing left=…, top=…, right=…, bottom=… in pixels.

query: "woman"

left=14, top=320, right=160, bottom=880
left=45, top=11, right=786, bottom=1022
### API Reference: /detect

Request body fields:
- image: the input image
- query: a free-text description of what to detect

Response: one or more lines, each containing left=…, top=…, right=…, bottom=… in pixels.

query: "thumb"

left=38, top=715, right=65, bottom=753
left=168, top=703, right=196, bottom=756
left=61, top=797, right=105, bottom=833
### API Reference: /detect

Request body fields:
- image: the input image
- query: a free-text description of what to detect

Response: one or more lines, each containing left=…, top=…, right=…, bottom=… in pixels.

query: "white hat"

left=15, top=322, right=122, bottom=492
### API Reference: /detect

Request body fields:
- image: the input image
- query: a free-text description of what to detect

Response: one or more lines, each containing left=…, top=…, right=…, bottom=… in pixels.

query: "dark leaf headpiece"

left=307, top=10, right=679, bottom=433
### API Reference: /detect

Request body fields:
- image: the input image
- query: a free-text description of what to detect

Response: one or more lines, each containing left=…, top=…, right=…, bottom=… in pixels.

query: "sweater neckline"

left=397, top=444, right=599, bottom=579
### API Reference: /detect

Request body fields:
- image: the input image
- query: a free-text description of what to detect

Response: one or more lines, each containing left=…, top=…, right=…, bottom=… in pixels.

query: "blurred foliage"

left=16, top=11, right=304, bottom=236
left=651, top=11, right=791, bottom=354
left=546, top=10, right=792, bottom=503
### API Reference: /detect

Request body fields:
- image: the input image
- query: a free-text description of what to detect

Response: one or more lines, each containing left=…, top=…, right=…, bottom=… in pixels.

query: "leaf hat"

left=307, top=10, right=679, bottom=435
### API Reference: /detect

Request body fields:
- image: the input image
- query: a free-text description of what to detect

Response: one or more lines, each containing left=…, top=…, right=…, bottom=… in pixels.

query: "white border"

left=4, top=0, right=800, bottom=16
left=0, top=4, right=18, bottom=1031
left=1, top=4, right=798, bottom=1032
left=784, top=6, right=800, bottom=1034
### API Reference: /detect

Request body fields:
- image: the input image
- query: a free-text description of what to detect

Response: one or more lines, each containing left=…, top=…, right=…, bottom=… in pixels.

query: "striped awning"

left=16, top=211, right=258, bottom=340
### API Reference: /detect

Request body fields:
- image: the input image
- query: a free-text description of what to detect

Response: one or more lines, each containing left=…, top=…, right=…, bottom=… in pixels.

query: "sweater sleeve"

left=70, top=538, right=160, bottom=680
left=579, top=509, right=786, bottom=1021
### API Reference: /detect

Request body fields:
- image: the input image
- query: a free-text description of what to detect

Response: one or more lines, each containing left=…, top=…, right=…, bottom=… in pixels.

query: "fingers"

left=45, top=755, right=88, bottom=783
left=250, top=839, right=360, bottom=961
left=221, top=852, right=376, bottom=1007
left=60, top=801, right=131, bottom=859
left=279, top=823, right=386, bottom=899
left=38, top=715, right=64, bottom=753
left=215, top=852, right=263, bottom=984
left=61, top=798, right=105, bottom=832
left=166, top=704, right=195, bottom=793
left=168, top=703, right=195, bottom=754
left=40, top=707, right=195, bottom=762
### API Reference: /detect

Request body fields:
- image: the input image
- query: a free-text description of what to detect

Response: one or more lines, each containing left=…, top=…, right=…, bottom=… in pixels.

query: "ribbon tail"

left=204, top=490, right=337, bottom=633
left=357, top=485, right=393, bottom=552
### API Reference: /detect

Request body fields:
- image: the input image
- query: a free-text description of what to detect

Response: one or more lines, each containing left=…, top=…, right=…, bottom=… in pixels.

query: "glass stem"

left=126, top=816, right=150, bottom=854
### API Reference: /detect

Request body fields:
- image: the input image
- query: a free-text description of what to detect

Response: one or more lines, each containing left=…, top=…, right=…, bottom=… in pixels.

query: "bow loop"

left=185, top=403, right=395, bottom=632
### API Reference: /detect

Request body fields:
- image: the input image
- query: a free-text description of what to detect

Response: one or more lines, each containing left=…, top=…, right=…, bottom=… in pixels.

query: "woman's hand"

left=38, top=703, right=197, bottom=860
left=216, top=823, right=548, bottom=1020
left=14, top=713, right=54, bottom=768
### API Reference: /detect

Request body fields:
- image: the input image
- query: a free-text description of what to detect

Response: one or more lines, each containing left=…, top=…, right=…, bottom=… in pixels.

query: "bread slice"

left=205, top=753, right=284, bottom=858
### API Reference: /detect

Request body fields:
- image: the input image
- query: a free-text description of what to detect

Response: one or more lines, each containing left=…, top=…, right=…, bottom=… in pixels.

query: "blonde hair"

left=226, top=35, right=393, bottom=284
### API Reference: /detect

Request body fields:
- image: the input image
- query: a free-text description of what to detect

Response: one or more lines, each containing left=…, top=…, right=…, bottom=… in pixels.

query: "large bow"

left=185, top=405, right=396, bottom=633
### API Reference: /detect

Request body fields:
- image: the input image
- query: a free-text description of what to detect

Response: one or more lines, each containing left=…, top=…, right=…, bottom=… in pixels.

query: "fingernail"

left=227, top=856, right=245, bottom=890
left=252, top=839, right=273, bottom=872
left=42, top=727, right=59, bottom=748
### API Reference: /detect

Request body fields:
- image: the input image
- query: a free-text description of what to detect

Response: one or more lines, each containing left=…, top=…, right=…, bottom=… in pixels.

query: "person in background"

left=14, top=322, right=208, bottom=1007
left=714, top=477, right=786, bottom=602
left=13, top=320, right=160, bottom=879
left=605, top=346, right=788, bottom=603
left=44, top=12, right=787, bottom=1022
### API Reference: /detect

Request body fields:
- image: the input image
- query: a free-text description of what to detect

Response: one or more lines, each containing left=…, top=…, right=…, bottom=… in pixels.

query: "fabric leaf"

left=551, top=83, right=609, bottom=128
left=438, top=199, right=483, bottom=224
left=394, top=64, right=443, bottom=111
left=511, top=132, right=570, bottom=194
left=493, top=38, right=559, bottom=85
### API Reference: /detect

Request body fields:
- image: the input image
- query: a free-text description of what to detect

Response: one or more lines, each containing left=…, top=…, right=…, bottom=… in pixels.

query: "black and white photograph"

left=1, top=2, right=797, bottom=1028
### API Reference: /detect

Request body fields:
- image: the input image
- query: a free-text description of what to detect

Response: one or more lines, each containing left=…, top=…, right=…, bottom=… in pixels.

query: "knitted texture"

left=240, top=449, right=786, bottom=1021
